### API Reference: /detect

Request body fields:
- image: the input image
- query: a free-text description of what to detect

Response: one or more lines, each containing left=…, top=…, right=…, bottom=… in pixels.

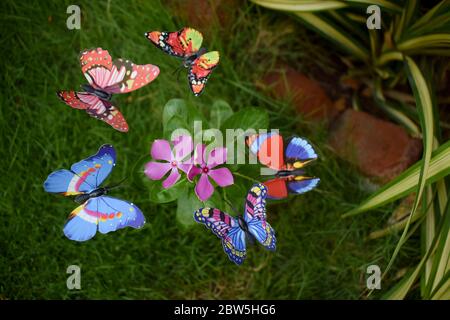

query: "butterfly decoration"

left=145, top=27, right=219, bottom=96
left=57, top=48, right=160, bottom=132
left=43, top=144, right=145, bottom=241
left=194, top=183, right=276, bottom=265
left=246, top=133, right=320, bottom=200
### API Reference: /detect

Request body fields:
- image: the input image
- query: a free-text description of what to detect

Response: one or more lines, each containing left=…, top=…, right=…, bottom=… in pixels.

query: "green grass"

left=0, top=0, right=420, bottom=299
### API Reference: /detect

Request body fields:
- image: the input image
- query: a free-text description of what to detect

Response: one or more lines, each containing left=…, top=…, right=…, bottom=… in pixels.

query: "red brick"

left=329, top=109, right=422, bottom=182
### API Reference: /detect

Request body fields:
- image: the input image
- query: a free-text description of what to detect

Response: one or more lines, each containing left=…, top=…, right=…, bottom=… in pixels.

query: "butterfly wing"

left=63, top=196, right=145, bottom=242
left=285, top=136, right=318, bottom=167
left=263, top=176, right=320, bottom=199
left=79, top=48, right=159, bottom=93
left=63, top=199, right=98, bottom=241
left=96, top=196, right=145, bottom=233
left=57, top=91, right=129, bottom=132
left=57, top=91, right=90, bottom=110
left=102, top=58, right=159, bottom=94
left=288, top=176, right=320, bottom=194
left=188, top=51, right=219, bottom=96
left=44, top=169, right=92, bottom=196
left=69, top=144, right=116, bottom=189
left=44, top=144, right=115, bottom=196
left=262, top=178, right=288, bottom=200
left=145, top=27, right=203, bottom=58
left=244, top=184, right=276, bottom=251
left=79, top=47, right=113, bottom=88
left=83, top=95, right=129, bottom=132
left=194, top=208, right=247, bottom=265
left=246, top=132, right=285, bottom=170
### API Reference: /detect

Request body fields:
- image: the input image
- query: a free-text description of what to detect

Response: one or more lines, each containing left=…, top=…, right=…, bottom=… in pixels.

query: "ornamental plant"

left=142, top=98, right=269, bottom=226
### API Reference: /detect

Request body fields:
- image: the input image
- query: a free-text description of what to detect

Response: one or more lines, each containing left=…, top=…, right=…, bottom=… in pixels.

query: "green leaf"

left=221, top=107, right=269, bottom=131
left=383, top=264, right=423, bottom=299
left=431, top=274, right=450, bottom=300
left=428, top=196, right=450, bottom=296
left=163, top=115, right=189, bottom=140
left=223, top=183, right=248, bottom=214
left=294, top=12, right=369, bottom=61
left=342, top=140, right=450, bottom=218
left=147, top=178, right=188, bottom=204
left=251, top=0, right=347, bottom=11
left=176, top=188, right=201, bottom=226
left=384, top=195, right=450, bottom=299
left=356, top=57, right=436, bottom=296
left=220, top=107, right=268, bottom=168
left=209, top=100, right=234, bottom=128
left=162, top=99, right=188, bottom=128
left=162, top=98, right=209, bottom=140
left=394, top=0, right=417, bottom=42
left=373, top=79, right=421, bottom=135
left=177, top=186, right=224, bottom=226
left=404, top=56, right=434, bottom=207
left=398, top=34, right=450, bottom=53
left=346, top=0, right=402, bottom=12
left=408, top=1, right=450, bottom=34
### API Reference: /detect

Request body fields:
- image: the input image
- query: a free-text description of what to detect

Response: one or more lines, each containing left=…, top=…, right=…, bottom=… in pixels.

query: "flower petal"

left=162, top=168, right=181, bottom=189
left=173, top=135, right=193, bottom=161
left=187, top=165, right=202, bottom=181
left=178, top=162, right=193, bottom=174
left=151, top=139, right=173, bottom=161
left=193, top=143, right=206, bottom=165
left=195, top=174, right=214, bottom=202
left=208, top=167, right=234, bottom=187
left=144, top=162, right=171, bottom=180
left=207, top=147, right=227, bottom=168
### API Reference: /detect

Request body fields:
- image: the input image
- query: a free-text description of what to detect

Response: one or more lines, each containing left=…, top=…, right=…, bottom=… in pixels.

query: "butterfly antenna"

left=172, top=65, right=184, bottom=82
left=223, top=198, right=240, bottom=216
left=107, top=176, right=128, bottom=190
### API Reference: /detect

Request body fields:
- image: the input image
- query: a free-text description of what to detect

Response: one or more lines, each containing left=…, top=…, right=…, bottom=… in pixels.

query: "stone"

left=168, top=0, right=237, bottom=31
left=260, top=66, right=341, bottom=122
left=329, top=109, right=422, bottom=182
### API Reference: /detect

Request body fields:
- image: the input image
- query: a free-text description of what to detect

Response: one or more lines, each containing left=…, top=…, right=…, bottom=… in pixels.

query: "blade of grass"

left=294, top=12, right=369, bottom=61
left=398, top=34, right=450, bottom=52
left=342, top=141, right=450, bottom=218
left=250, top=0, right=347, bottom=11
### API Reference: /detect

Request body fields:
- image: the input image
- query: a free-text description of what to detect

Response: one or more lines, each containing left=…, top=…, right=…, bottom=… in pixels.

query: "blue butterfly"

left=43, top=144, right=145, bottom=241
left=194, top=183, right=276, bottom=265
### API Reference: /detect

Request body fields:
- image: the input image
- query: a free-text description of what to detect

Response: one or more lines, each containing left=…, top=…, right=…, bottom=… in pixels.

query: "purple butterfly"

left=194, top=183, right=276, bottom=265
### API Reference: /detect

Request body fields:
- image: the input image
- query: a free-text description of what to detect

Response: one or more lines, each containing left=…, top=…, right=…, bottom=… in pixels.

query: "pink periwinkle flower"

left=187, top=144, right=234, bottom=202
left=145, top=135, right=193, bottom=188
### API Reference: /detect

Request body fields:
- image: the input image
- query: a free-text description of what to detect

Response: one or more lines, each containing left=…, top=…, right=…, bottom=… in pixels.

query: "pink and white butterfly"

left=57, top=48, right=160, bottom=132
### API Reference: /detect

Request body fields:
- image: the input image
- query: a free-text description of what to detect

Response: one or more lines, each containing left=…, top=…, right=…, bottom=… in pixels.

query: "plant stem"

left=233, top=171, right=261, bottom=183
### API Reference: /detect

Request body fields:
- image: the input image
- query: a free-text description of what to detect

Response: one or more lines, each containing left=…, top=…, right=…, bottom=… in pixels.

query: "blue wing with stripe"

left=63, top=196, right=145, bottom=242
left=285, top=136, right=317, bottom=161
left=70, top=144, right=116, bottom=189
left=243, top=184, right=276, bottom=251
left=43, top=144, right=116, bottom=195
left=194, top=208, right=247, bottom=265
left=288, top=177, right=320, bottom=194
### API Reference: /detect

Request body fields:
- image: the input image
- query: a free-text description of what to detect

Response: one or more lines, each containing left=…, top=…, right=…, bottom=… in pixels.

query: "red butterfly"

left=145, top=27, right=219, bottom=96
left=57, top=48, right=160, bottom=132
left=246, top=132, right=320, bottom=199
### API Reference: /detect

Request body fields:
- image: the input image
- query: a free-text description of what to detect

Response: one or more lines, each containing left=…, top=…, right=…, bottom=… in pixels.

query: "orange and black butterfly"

left=145, top=27, right=219, bottom=96
left=246, top=132, right=320, bottom=200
